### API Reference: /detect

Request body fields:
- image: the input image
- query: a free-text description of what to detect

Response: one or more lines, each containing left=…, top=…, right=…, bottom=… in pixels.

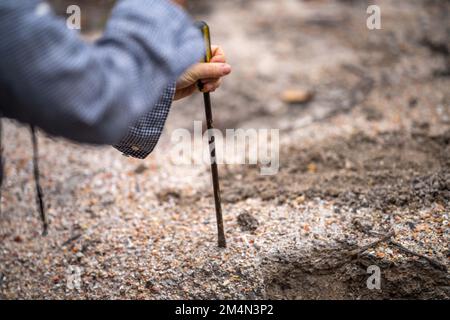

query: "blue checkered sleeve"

left=0, top=0, right=203, bottom=157
left=113, top=83, right=175, bottom=159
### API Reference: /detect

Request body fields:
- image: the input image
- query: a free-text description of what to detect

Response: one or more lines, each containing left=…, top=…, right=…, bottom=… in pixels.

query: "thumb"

left=187, top=63, right=231, bottom=82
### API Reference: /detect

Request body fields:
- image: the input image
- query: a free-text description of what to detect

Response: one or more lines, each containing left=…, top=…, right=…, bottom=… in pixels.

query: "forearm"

left=0, top=0, right=203, bottom=144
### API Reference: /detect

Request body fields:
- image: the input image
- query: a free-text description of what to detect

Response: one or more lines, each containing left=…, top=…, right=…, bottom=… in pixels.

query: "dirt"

left=233, top=111, right=450, bottom=298
left=237, top=211, right=259, bottom=232
left=1, top=0, right=449, bottom=300
left=190, top=0, right=450, bottom=299
left=264, top=249, right=450, bottom=299
left=221, top=128, right=450, bottom=211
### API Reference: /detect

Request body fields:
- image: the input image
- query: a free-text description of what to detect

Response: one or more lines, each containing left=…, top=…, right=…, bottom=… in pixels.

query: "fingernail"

left=222, top=64, right=231, bottom=74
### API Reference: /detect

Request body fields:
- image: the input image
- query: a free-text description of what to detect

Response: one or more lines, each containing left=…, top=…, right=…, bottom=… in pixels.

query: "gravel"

left=1, top=0, right=449, bottom=299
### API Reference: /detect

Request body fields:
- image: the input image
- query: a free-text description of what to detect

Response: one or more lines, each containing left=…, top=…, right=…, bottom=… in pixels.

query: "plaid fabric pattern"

left=113, top=83, right=175, bottom=158
left=0, top=0, right=203, bottom=158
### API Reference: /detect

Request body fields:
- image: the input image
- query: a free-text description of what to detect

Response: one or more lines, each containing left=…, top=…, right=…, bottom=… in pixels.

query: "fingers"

left=174, top=45, right=230, bottom=100
left=202, top=45, right=226, bottom=92
left=200, top=78, right=222, bottom=92
left=200, top=78, right=222, bottom=84
left=175, top=80, right=220, bottom=100
left=210, top=45, right=226, bottom=63
left=188, top=62, right=231, bottom=82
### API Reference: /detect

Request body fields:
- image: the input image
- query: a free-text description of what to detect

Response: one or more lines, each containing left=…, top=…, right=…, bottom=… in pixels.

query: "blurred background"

left=1, top=0, right=449, bottom=299
left=49, top=0, right=450, bottom=134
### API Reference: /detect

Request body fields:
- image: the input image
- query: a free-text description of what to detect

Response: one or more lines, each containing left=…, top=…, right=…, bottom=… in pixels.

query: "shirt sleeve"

left=0, top=0, right=203, bottom=145
left=113, top=83, right=175, bottom=159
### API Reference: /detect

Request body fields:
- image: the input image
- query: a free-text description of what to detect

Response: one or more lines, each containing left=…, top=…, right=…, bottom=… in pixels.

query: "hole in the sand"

left=263, top=252, right=449, bottom=299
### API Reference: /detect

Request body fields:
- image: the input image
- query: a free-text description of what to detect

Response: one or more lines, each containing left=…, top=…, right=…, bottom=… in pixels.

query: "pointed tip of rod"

left=42, top=225, right=48, bottom=237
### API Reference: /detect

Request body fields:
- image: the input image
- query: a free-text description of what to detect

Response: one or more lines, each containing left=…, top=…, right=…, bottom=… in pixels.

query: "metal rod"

left=197, top=21, right=226, bottom=248
left=30, top=125, right=48, bottom=236
left=203, top=92, right=226, bottom=248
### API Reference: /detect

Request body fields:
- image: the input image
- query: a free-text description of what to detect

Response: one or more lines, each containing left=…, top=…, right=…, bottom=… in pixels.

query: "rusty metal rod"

left=203, top=92, right=226, bottom=248
left=197, top=21, right=226, bottom=248
left=30, top=125, right=48, bottom=236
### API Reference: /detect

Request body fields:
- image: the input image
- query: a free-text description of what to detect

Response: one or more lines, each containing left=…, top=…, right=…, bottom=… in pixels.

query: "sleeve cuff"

left=113, top=83, right=175, bottom=159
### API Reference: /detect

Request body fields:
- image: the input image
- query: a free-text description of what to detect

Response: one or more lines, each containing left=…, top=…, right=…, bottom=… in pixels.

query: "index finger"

left=210, top=45, right=226, bottom=63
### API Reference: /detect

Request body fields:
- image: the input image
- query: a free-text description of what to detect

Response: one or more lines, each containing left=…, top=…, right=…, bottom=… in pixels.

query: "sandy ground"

left=1, top=0, right=449, bottom=299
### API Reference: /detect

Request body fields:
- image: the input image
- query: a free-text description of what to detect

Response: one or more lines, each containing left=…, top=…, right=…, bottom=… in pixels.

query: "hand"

left=174, top=45, right=231, bottom=101
left=171, top=0, right=187, bottom=8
